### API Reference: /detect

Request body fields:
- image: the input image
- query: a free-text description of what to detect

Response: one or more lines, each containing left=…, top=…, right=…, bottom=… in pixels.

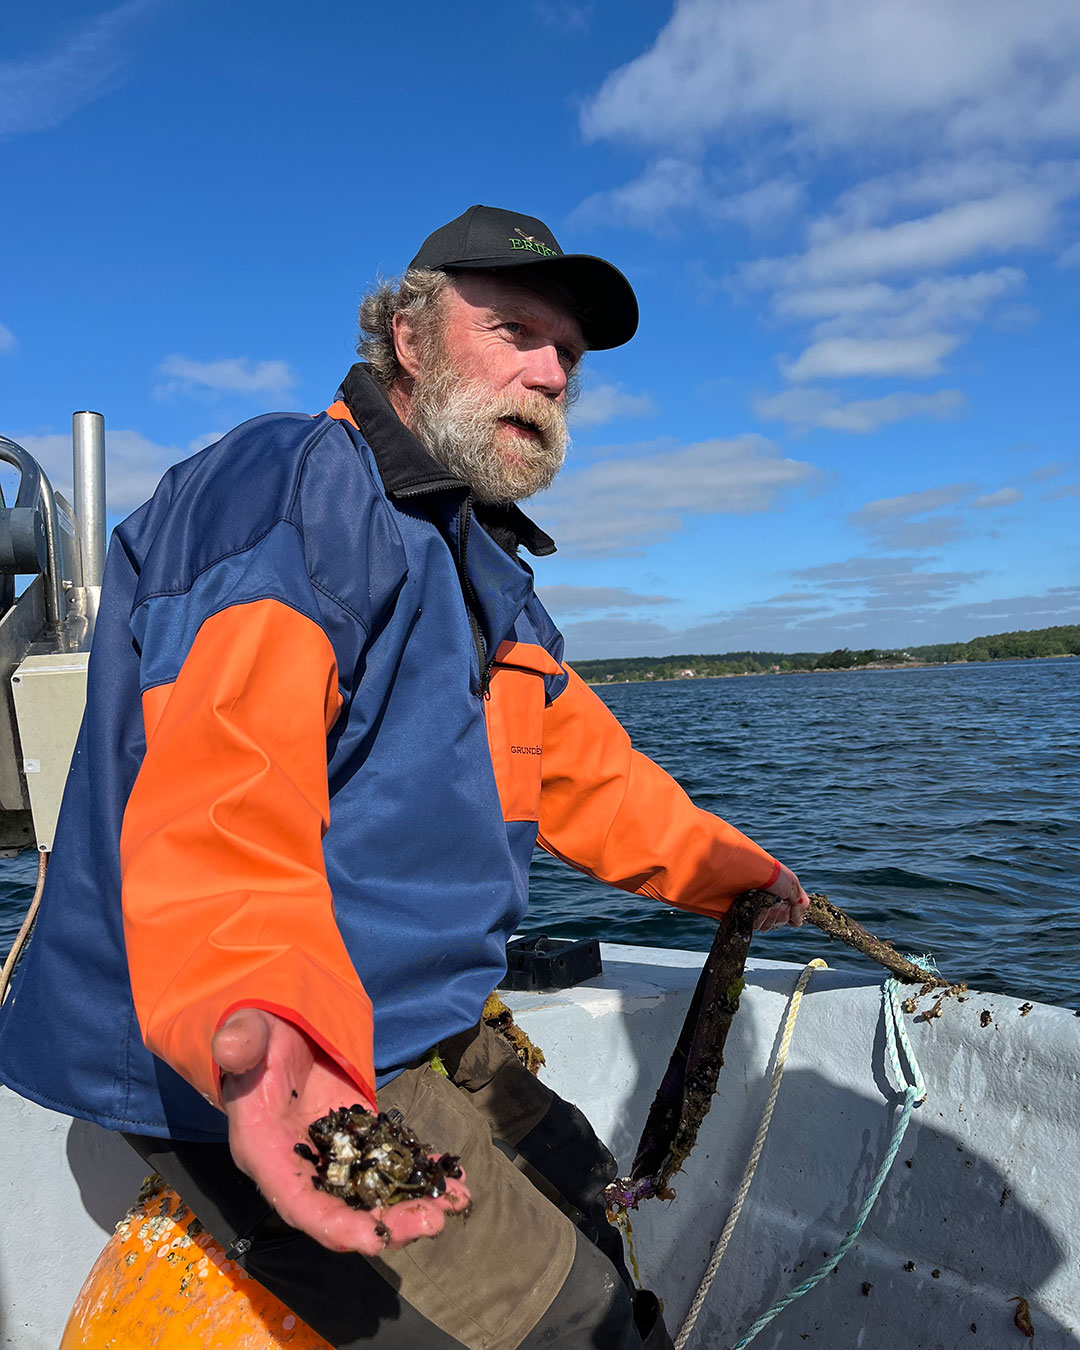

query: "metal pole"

left=72, top=412, right=106, bottom=588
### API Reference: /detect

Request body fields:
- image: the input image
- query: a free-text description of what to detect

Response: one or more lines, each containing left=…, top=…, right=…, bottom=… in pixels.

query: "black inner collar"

left=339, top=364, right=556, bottom=558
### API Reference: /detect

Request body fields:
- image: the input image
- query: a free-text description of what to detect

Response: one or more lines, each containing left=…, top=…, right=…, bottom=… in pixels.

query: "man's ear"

left=392, top=311, right=423, bottom=381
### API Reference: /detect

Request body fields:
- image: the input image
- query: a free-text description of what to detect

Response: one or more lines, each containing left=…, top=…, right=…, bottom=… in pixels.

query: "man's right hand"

left=211, top=1008, right=471, bottom=1255
left=753, top=862, right=810, bottom=931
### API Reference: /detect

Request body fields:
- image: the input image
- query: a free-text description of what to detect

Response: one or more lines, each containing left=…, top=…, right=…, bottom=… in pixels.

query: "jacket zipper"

left=458, top=497, right=493, bottom=698
left=392, top=482, right=492, bottom=700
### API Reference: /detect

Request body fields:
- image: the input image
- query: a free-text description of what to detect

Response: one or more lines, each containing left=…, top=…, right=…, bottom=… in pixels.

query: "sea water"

left=529, top=657, right=1080, bottom=1009
left=2, top=658, right=1077, bottom=1008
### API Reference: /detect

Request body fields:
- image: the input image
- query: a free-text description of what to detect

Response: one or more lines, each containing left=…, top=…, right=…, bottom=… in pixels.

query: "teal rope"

left=726, top=972, right=928, bottom=1350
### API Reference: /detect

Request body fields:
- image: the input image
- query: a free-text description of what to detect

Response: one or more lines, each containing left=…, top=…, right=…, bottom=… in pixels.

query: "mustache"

left=410, top=358, right=570, bottom=503
left=463, top=389, right=567, bottom=439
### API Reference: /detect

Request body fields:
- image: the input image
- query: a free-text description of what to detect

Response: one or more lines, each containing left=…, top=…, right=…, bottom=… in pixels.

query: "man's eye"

left=503, top=321, right=523, bottom=336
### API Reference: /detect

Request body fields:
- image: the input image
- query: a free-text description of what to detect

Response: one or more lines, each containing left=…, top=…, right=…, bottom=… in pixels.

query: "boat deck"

left=2, top=944, right=1078, bottom=1348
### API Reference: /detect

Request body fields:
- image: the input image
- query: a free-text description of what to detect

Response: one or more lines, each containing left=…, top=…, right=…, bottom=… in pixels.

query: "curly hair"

left=355, top=269, right=450, bottom=389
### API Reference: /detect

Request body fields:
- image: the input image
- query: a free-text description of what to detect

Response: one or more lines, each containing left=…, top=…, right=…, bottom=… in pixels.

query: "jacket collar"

left=339, top=364, right=556, bottom=558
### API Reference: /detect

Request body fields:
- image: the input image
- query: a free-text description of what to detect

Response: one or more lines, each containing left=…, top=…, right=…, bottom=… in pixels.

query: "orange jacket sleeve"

left=538, top=666, right=780, bottom=919
left=120, top=598, right=376, bottom=1114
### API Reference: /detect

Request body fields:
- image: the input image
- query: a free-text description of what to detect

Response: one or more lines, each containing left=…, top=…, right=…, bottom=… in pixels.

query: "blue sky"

left=2, top=0, right=1078, bottom=660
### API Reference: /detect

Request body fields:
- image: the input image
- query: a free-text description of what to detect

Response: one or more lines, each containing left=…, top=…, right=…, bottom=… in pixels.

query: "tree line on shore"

left=571, top=624, right=1080, bottom=684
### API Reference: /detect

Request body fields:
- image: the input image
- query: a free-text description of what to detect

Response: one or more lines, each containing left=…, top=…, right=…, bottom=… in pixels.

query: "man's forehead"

left=447, top=272, right=585, bottom=345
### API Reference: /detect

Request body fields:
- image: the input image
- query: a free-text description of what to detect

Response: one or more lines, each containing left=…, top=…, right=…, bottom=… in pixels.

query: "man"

left=0, top=205, right=808, bottom=1348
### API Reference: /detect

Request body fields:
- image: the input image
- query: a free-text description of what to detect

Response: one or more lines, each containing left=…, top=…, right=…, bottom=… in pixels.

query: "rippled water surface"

left=2, top=659, right=1078, bottom=1007
left=528, top=659, right=1080, bottom=1008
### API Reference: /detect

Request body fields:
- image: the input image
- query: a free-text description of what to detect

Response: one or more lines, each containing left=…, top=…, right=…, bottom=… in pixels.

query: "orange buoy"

left=61, top=1174, right=330, bottom=1348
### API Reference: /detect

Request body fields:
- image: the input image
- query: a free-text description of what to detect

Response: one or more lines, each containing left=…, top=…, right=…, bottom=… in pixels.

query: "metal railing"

left=0, top=412, right=107, bottom=646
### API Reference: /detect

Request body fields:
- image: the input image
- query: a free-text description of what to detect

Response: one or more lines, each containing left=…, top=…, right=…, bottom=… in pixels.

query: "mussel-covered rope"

left=0, top=850, right=47, bottom=1004
left=680, top=969, right=928, bottom=1350
left=673, top=958, right=827, bottom=1350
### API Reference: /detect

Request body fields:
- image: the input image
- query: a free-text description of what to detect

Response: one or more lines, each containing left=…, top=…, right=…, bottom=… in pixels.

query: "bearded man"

left=0, top=206, right=808, bottom=1349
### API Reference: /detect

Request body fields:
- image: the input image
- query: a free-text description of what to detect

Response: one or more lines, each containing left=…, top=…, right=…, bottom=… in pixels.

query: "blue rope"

left=727, top=971, right=927, bottom=1350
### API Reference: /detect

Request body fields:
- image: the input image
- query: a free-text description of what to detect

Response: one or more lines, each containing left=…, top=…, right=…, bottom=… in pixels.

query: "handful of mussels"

left=295, top=1106, right=462, bottom=1211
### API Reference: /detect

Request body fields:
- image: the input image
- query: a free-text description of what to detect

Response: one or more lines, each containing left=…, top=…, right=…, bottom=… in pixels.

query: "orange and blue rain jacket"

left=0, top=365, right=779, bottom=1140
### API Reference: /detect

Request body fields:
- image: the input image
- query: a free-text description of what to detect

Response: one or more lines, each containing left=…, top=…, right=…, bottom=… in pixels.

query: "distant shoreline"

left=583, top=652, right=1077, bottom=687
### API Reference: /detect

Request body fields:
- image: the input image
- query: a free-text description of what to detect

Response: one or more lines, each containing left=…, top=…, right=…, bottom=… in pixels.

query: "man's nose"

left=521, top=344, right=568, bottom=399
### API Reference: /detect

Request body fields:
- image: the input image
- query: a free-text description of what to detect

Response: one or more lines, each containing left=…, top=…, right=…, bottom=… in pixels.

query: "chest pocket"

left=484, top=641, right=564, bottom=823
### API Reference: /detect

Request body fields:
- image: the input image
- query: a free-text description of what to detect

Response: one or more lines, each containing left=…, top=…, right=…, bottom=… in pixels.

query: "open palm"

left=212, top=1008, right=470, bottom=1254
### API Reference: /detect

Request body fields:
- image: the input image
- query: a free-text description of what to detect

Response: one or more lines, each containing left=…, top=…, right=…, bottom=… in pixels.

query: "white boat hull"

left=2, top=945, right=1078, bottom=1348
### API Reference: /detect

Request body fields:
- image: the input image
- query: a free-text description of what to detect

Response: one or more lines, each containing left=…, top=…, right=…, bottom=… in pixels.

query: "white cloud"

left=561, top=618, right=680, bottom=659
left=863, top=516, right=969, bottom=551
left=0, top=323, right=15, bottom=355
left=819, top=158, right=1080, bottom=235
left=535, top=435, right=816, bottom=555
left=847, top=484, right=995, bottom=551
left=972, top=487, right=1023, bottom=509
left=571, top=383, right=657, bottom=426
left=931, top=585, right=1080, bottom=630
left=1030, top=462, right=1066, bottom=482
left=778, top=269, right=1025, bottom=339
left=992, top=303, right=1040, bottom=333
left=0, top=1, right=155, bottom=142
left=754, top=387, right=964, bottom=433
left=852, top=485, right=974, bottom=523
left=713, top=178, right=805, bottom=229
left=156, top=355, right=297, bottom=399
left=578, top=6, right=1080, bottom=398
left=560, top=570, right=1080, bottom=661
left=1059, top=241, right=1080, bottom=267
left=571, top=158, right=705, bottom=232
left=580, top=0, right=1080, bottom=151
left=781, top=334, right=959, bottom=381
left=751, top=265, right=1027, bottom=384
left=757, top=260, right=1031, bottom=384
left=731, top=188, right=1062, bottom=383
left=733, top=190, right=1054, bottom=383
left=788, top=556, right=989, bottom=618
left=749, top=193, right=1058, bottom=291
left=186, top=430, right=227, bottom=453
left=1042, top=483, right=1080, bottom=501
left=793, top=554, right=966, bottom=587
left=11, top=428, right=183, bottom=513
left=537, top=585, right=675, bottom=612
left=571, top=160, right=804, bottom=234
left=776, top=282, right=905, bottom=321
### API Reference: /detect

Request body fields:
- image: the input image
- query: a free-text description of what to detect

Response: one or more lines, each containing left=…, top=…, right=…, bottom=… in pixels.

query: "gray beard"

left=410, top=363, right=568, bottom=504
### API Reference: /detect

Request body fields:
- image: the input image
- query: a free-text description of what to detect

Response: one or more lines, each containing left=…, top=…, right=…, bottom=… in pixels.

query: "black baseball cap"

left=408, top=204, right=638, bottom=351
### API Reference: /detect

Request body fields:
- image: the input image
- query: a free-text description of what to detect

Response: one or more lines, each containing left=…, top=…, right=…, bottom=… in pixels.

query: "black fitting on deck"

left=500, top=935, right=603, bottom=992
left=0, top=508, right=47, bottom=575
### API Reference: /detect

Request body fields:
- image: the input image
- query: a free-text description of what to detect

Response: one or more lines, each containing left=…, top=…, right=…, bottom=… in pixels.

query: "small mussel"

left=295, top=1106, right=462, bottom=1210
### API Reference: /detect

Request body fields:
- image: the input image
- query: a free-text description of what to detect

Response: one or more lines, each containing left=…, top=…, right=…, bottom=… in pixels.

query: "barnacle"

left=295, top=1107, right=461, bottom=1210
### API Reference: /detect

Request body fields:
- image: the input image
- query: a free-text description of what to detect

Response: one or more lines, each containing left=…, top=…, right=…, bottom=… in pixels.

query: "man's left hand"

left=753, top=862, right=810, bottom=931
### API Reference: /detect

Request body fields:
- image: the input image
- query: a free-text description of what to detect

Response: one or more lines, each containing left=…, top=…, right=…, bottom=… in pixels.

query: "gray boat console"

left=0, top=416, right=106, bottom=855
